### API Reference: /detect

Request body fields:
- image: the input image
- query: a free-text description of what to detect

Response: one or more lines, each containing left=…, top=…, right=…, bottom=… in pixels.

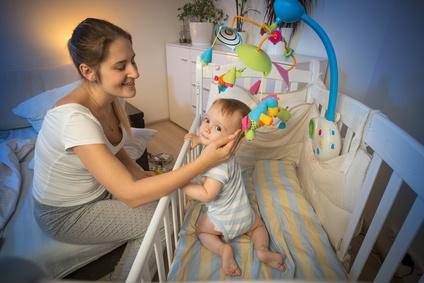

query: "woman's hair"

left=68, top=18, right=132, bottom=76
left=212, top=98, right=251, bottom=128
left=68, top=18, right=133, bottom=137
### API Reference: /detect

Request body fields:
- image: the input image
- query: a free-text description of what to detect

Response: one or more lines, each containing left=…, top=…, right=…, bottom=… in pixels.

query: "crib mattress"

left=168, top=159, right=346, bottom=281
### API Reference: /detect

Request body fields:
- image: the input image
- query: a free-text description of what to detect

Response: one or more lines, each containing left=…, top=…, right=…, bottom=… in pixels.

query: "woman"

left=33, top=18, right=240, bottom=281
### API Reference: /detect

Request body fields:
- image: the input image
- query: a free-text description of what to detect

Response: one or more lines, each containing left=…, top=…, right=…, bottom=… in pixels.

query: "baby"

left=183, top=98, right=286, bottom=276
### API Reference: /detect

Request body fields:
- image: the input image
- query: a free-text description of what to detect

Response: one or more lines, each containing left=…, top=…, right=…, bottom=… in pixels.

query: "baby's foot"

left=256, top=248, right=286, bottom=272
left=221, top=244, right=241, bottom=276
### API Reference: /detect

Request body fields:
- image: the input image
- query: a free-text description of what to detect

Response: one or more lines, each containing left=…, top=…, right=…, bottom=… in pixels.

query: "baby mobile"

left=198, top=0, right=342, bottom=161
left=198, top=1, right=297, bottom=141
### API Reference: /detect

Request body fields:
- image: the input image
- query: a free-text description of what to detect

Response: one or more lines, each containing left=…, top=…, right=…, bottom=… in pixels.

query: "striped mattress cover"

left=168, top=159, right=346, bottom=281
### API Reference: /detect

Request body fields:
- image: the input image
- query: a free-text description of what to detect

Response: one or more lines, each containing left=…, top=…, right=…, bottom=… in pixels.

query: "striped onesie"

left=203, top=156, right=255, bottom=241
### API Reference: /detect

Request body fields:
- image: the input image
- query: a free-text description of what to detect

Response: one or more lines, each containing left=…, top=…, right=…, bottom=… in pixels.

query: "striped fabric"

left=254, top=159, right=346, bottom=280
left=204, top=157, right=255, bottom=242
left=168, top=159, right=346, bottom=281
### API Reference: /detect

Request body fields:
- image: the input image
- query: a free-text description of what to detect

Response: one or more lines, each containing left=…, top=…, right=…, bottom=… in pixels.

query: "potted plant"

left=233, top=0, right=260, bottom=43
left=178, top=0, right=227, bottom=47
left=263, top=0, right=313, bottom=55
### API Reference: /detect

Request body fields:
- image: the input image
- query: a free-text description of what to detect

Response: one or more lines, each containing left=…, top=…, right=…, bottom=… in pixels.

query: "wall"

left=0, top=0, right=185, bottom=124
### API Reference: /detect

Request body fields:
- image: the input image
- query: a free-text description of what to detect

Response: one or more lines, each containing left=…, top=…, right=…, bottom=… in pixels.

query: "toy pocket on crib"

left=298, top=111, right=371, bottom=251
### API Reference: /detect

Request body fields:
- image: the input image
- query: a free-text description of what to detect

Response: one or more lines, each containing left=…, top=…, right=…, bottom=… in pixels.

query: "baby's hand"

left=139, top=170, right=156, bottom=178
left=184, top=133, right=201, bottom=148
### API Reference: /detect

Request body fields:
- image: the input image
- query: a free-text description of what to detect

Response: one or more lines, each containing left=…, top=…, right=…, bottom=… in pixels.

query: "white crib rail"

left=126, top=116, right=201, bottom=283
left=308, top=83, right=424, bottom=281
left=346, top=112, right=424, bottom=282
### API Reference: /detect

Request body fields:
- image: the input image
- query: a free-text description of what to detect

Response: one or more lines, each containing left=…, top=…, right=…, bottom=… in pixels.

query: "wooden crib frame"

left=126, top=59, right=424, bottom=283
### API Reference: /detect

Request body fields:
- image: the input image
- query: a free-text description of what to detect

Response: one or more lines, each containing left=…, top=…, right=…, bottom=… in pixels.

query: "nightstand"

left=126, top=103, right=149, bottom=171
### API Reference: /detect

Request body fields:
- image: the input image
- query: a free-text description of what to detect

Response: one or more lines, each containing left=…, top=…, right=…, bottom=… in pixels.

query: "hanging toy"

left=214, top=67, right=245, bottom=93
left=242, top=94, right=291, bottom=140
left=199, top=13, right=298, bottom=74
left=215, top=25, right=243, bottom=50
left=199, top=47, right=213, bottom=65
left=249, top=80, right=261, bottom=95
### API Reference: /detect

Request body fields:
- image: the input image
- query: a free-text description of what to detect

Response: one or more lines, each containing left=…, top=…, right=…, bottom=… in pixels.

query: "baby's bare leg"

left=248, top=212, right=286, bottom=272
left=197, top=213, right=241, bottom=276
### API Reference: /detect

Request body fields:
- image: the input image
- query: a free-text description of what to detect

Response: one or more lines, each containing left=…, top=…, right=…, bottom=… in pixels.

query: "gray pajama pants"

left=34, top=191, right=160, bottom=282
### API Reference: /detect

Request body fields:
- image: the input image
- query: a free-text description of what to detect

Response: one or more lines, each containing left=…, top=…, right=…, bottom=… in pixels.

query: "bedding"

left=0, top=125, right=156, bottom=277
left=12, top=80, right=81, bottom=132
left=0, top=127, right=38, bottom=143
left=0, top=138, right=35, bottom=231
left=167, top=159, right=346, bottom=281
left=0, top=137, right=123, bottom=277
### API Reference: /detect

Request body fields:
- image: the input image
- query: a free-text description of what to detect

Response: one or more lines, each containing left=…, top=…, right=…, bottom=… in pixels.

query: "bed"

left=0, top=64, right=153, bottom=278
left=126, top=58, right=424, bottom=282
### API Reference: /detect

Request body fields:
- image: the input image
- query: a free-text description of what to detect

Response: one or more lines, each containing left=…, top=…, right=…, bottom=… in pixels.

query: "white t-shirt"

left=33, top=103, right=125, bottom=207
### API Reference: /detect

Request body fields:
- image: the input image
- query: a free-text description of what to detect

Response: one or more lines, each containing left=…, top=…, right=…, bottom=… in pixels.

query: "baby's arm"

left=182, top=177, right=222, bottom=203
left=184, top=133, right=202, bottom=148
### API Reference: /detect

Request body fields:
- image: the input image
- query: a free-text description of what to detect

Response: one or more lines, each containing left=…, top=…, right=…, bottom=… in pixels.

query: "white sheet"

left=0, top=136, right=122, bottom=278
left=0, top=127, right=37, bottom=143
left=0, top=138, right=35, bottom=231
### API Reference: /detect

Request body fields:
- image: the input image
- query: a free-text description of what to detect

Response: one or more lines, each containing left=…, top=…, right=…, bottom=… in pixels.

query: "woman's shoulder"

left=50, top=86, right=91, bottom=115
left=44, top=102, right=98, bottom=130
left=48, top=103, right=91, bottom=117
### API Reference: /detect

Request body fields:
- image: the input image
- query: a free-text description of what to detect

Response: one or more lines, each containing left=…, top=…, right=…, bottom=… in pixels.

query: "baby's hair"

left=211, top=98, right=250, bottom=127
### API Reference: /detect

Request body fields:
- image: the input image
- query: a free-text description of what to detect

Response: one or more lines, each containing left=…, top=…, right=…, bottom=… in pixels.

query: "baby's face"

left=199, top=104, right=242, bottom=145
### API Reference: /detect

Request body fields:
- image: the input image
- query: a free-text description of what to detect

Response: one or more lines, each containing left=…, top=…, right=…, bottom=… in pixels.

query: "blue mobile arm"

left=274, top=0, right=338, bottom=122
left=301, top=15, right=338, bottom=121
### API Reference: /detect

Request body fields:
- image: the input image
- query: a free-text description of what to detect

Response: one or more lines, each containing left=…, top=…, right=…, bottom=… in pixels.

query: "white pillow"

left=124, top=128, right=157, bottom=160
left=206, top=83, right=258, bottom=111
left=12, top=80, right=81, bottom=132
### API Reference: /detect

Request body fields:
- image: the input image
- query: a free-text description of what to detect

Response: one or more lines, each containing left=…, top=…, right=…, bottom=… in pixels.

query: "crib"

left=126, top=58, right=424, bottom=282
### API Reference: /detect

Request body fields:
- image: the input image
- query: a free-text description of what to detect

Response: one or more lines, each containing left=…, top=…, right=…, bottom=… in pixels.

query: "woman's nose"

left=129, top=63, right=140, bottom=79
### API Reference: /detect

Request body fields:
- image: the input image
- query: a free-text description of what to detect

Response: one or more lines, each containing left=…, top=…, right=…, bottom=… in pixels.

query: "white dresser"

left=165, top=42, right=327, bottom=130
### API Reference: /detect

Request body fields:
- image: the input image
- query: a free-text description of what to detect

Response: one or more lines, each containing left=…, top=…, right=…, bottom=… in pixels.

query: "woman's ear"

left=79, top=63, right=97, bottom=82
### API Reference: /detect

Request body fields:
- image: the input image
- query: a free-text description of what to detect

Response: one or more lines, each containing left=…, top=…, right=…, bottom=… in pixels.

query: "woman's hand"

left=198, top=129, right=242, bottom=167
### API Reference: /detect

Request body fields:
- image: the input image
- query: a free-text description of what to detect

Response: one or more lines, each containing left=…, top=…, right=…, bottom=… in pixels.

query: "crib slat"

left=349, top=172, right=402, bottom=281
left=290, top=81, right=299, bottom=91
left=242, top=77, right=251, bottom=90
left=341, top=127, right=354, bottom=155
left=338, top=153, right=383, bottom=260
left=171, top=193, right=179, bottom=246
left=141, top=262, right=152, bottom=283
left=126, top=195, right=171, bottom=283
left=259, top=78, right=268, bottom=101
left=163, top=208, right=174, bottom=269
left=319, top=105, right=326, bottom=117
left=177, top=189, right=184, bottom=229
left=374, top=197, right=424, bottom=282
left=274, top=79, right=283, bottom=93
left=154, top=230, right=166, bottom=282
